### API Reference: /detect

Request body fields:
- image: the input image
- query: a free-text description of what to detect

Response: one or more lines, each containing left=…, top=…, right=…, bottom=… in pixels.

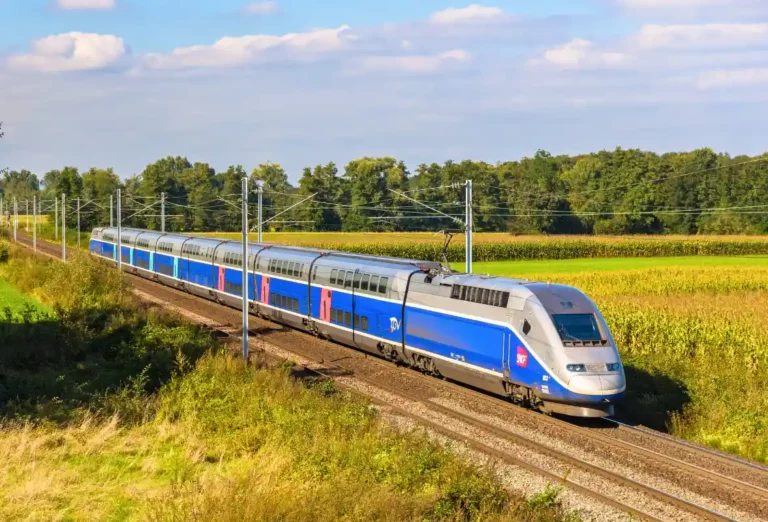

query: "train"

left=89, top=227, right=626, bottom=417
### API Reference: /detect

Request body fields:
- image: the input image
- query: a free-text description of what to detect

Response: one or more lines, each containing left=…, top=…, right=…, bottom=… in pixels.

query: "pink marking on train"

left=261, top=277, right=270, bottom=304
left=218, top=266, right=225, bottom=292
left=320, top=289, right=332, bottom=322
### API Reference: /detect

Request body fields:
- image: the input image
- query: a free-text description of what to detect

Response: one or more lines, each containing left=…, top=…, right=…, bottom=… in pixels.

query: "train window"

left=281, top=295, right=287, bottom=308
left=299, top=264, right=304, bottom=278
left=500, top=292, right=510, bottom=308
left=362, top=317, right=369, bottom=331
left=269, top=293, right=275, bottom=306
left=331, top=309, right=338, bottom=322
left=293, top=298, right=299, bottom=312
left=330, top=269, right=338, bottom=285
left=353, top=273, right=361, bottom=289
left=451, top=285, right=461, bottom=299
left=354, top=315, right=360, bottom=329
left=522, top=319, right=531, bottom=335
left=552, top=314, right=602, bottom=342
left=361, top=274, right=370, bottom=291
left=378, top=277, right=389, bottom=294
left=460, top=286, right=467, bottom=300
left=369, top=276, right=379, bottom=293
left=287, top=262, right=293, bottom=276
left=482, top=289, right=490, bottom=305
left=313, top=266, right=318, bottom=281
left=344, top=311, right=351, bottom=327
left=344, top=272, right=353, bottom=288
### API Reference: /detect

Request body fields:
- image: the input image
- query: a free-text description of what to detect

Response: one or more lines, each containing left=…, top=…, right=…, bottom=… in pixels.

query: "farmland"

left=198, top=232, right=768, bottom=261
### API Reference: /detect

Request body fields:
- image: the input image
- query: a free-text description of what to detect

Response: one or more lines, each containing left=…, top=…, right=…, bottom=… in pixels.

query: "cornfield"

left=199, top=232, right=768, bottom=261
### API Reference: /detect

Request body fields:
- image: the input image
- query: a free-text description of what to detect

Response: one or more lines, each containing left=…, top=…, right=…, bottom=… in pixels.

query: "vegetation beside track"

left=0, top=241, right=578, bottom=522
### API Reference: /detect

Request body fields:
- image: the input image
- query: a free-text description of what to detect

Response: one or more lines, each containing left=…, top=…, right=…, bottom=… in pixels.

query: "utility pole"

left=117, top=189, right=122, bottom=272
left=161, top=191, right=166, bottom=232
left=13, top=197, right=17, bottom=242
left=110, top=194, right=113, bottom=227
left=55, top=197, right=59, bottom=241
left=62, top=193, right=66, bottom=261
left=1, top=199, right=4, bottom=228
left=256, top=181, right=264, bottom=243
left=465, top=179, right=473, bottom=274
left=25, top=200, right=29, bottom=232
left=76, top=197, right=81, bottom=250
left=33, top=196, right=37, bottom=252
left=241, top=177, right=249, bottom=361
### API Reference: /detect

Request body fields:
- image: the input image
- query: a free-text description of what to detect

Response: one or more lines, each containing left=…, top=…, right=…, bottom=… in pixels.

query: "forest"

left=1, top=147, right=768, bottom=235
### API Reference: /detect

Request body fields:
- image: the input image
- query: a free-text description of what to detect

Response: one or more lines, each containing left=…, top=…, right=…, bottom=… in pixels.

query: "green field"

left=0, top=277, right=48, bottom=314
left=461, top=255, right=768, bottom=276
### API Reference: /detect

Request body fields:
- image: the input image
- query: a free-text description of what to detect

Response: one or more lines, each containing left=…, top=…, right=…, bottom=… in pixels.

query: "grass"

left=0, top=242, right=579, bottom=522
left=0, top=278, right=49, bottom=315
left=460, top=255, right=768, bottom=276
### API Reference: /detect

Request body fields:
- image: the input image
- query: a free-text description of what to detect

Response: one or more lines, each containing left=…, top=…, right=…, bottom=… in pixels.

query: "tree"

left=296, top=163, right=342, bottom=231
left=251, top=163, right=295, bottom=230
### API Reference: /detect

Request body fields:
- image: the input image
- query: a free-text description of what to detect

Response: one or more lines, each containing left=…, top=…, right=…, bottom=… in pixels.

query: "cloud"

left=698, top=67, right=768, bottom=88
left=619, top=0, right=726, bottom=8
left=540, top=39, right=626, bottom=68
left=635, top=24, right=768, bottom=50
left=430, top=4, right=504, bottom=25
left=144, top=26, right=353, bottom=69
left=56, top=0, right=116, bottom=10
left=241, top=2, right=279, bottom=15
left=7, top=32, right=127, bottom=73
left=358, top=49, right=470, bottom=74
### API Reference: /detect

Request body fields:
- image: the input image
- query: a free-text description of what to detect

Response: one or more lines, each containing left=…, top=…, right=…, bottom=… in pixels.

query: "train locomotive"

left=90, top=227, right=625, bottom=417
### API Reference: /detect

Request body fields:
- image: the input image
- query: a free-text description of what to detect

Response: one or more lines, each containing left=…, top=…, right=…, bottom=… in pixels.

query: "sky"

left=1, top=0, right=768, bottom=183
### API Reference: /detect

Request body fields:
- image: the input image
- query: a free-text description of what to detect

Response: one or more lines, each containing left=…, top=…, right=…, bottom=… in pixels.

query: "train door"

left=260, top=276, right=270, bottom=304
left=217, top=266, right=225, bottom=293
left=320, top=288, right=332, bottom=322
left=502, top=332, right=513, bottom=378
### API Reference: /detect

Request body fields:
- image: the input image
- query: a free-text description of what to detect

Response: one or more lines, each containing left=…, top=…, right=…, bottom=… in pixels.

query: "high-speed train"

left=90, top=227, right=625, bottom=417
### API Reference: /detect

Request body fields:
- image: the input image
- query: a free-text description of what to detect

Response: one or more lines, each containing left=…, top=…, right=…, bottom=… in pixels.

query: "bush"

left=0, top=242, right=8, bottom=263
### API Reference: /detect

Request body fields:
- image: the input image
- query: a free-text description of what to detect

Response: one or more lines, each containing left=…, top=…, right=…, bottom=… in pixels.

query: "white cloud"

left=7, top=32, right=127, bottom=73
left=620, top=0, right=726, bottom=8
left=541, top=39, right=626, bottom=68
left=430, top=4, right=504, bottom=25
left=144, top=26, right=353, bottom=69
left=698, top=67, right=768, bottom=88
left=241, top=2, right=279, bottom=15
left=359, top=49, right=470, bottom=73
left=636, top=24, right=768, bottom=50
left=56, top=0, right=116, bottom=10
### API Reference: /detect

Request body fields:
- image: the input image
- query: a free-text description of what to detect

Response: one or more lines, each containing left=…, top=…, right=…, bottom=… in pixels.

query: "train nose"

left=569, top=374, right=625, bottom=394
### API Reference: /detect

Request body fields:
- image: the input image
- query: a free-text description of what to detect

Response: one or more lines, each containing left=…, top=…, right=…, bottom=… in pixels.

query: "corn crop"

left=199, top=232, right=768, bottom=261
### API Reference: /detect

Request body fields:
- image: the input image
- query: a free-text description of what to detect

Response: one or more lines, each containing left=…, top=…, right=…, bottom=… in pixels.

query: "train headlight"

left=566, top=364, right=586, bottom=372
left=607, top=363, right=622, bottom=372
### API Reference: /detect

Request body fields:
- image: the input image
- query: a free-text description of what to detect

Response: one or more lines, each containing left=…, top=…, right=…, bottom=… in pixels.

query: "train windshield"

left=552, top=314, right=603, bottom=342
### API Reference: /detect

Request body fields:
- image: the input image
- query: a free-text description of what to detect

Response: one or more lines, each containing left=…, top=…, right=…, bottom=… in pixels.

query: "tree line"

left=1, top=148, right=767, bottom=235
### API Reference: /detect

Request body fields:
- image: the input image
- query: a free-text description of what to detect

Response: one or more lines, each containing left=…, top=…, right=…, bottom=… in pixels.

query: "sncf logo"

left=516, top=346, right=529, bottom=368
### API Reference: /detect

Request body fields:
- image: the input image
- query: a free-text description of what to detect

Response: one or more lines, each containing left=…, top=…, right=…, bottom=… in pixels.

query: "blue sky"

left=2, top=0, right=768, bottom=182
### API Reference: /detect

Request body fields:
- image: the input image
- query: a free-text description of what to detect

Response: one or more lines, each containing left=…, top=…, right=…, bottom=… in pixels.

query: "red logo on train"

left=516, top=346, right=529, bottom=368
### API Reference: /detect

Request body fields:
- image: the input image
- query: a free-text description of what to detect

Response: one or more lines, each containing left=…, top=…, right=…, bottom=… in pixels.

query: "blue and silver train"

left=90, top=227, right=626, bottom=417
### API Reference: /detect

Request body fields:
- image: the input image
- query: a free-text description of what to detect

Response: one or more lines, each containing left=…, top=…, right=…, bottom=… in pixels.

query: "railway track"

left=8, top=232, right=768, bottom=521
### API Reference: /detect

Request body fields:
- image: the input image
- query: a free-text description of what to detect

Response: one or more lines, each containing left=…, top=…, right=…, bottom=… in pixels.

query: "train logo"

left=389, top=317, right=401, bottom=332
left=516, top=346, right=529, bottom=368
